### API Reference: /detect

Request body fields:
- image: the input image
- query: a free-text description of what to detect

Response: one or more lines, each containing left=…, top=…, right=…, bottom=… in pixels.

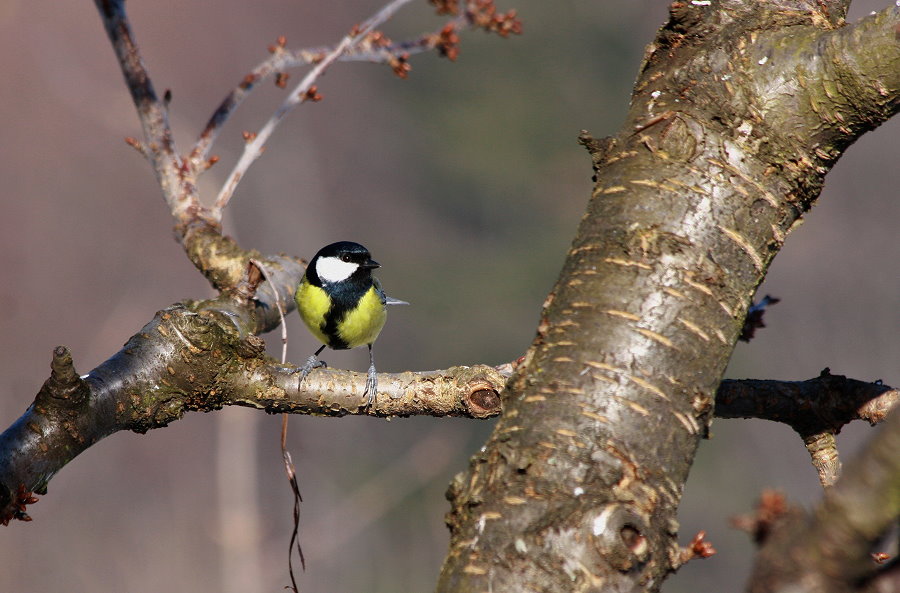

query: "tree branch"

left=191, top=4, right=493, bottom=165
left=717, top=371, right=898, bottom=427
left=1, top=0, right=530, bottom=531
left=209, top=0, right=521, bottom=213
left=746, top=407, right=900, bottom=593
left=716, top=370, right=899, bottom=486
left=4, top=274, right=889, bottom=524
left=7, top=2, right=897, bottom=591
left=94, top=0, right=213, bottom=228
left=212, top=0, right=419, bottom=213
left=2, top=326, right=893, bottom=526
left=438, top=2, right=900, bottom=590
left=95, top=0, right=522, bottom=329
left=0, top=293, right=505, bottom=524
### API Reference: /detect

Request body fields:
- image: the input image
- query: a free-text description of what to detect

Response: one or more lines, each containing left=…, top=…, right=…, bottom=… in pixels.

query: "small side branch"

left=716, top=369, right=898, bottom=487
left=716, top=369, right=898, bottom=429
left=211, top=0, right=418, bottom=214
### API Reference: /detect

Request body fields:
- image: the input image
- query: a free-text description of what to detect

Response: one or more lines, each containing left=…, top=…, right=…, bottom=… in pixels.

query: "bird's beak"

left=361, top=259, right=381, bottom=269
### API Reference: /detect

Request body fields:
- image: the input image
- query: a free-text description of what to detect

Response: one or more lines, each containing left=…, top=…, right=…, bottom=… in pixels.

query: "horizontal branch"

left=716, top=370, right=898, bottom=487
left=0, top=295, right=505, bottom=525
left=193, top=1, right=521, bottom=169
left=715, top=369, right=898, bottom=433
left=234, top=364, right=504, bottom=418
left=1, top=306, right=891, bottom=527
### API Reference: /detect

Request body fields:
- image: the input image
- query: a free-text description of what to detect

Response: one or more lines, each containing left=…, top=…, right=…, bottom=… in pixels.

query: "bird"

left=294, top=241, right=407, bottom=408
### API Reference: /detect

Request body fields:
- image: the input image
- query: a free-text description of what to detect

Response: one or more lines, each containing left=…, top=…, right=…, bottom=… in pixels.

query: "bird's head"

left=307, top=241, right=380, bottom=285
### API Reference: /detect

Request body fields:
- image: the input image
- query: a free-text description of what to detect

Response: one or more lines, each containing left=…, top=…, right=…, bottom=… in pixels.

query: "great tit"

left=294, top=241, right=407, bottom=407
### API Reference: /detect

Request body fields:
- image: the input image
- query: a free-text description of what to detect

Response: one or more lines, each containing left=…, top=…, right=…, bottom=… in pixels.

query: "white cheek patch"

left=316, top=256, right=359, bottom=283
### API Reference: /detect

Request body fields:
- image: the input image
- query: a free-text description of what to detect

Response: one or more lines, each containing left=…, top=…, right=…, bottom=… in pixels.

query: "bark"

left=437, top=2, right=900, bottom=591
left=0, top=295, right=504, bottom=524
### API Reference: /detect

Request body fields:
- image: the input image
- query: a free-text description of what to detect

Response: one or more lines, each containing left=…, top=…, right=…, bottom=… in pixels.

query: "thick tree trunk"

left=437, top=2, right=900, bottom=591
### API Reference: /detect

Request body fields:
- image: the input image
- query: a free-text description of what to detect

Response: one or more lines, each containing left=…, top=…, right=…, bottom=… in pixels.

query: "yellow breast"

left=337, top=286, right=387, bottom=348
left=295, top=280, right=386, bottom=349
left=295, top=280, right=332, bottom=345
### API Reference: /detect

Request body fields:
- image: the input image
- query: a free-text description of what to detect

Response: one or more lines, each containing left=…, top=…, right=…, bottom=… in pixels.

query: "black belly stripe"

left=322, top=280, right=370, bottom=350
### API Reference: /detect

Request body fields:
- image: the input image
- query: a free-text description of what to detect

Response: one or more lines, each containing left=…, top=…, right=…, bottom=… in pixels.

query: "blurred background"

left=0, top=1, right=897, bottom=591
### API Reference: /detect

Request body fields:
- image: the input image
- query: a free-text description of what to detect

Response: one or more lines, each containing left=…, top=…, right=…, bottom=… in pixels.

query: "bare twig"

left=211, top=0, right=418, bottom=215
left=94, top=0, right=216, bottom=228
left=191, top=23, right=465, bottom=165
left=715, top=370, right=898, bottom=487
left=206, top=0, right=522, bottom=215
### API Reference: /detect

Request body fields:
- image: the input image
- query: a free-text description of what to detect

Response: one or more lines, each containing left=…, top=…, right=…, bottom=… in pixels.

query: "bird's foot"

left=364, top=363, right=377, bottom=409
left=295, top=355, right=326, bottom=384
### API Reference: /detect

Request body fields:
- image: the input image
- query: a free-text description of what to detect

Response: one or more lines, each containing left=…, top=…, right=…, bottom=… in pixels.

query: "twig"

left=715, top=370, right=899, bottom=488
left=191, top=25, right=463, bottom=165
left=206, top=0, right=525, bottom=213
left=281, top=422, right=305, bottom=592
left=93, top=0, right=215, bottom=228
left=249, top=259, right=304, bottom=591
left=211, top=0, right=418, bottom=215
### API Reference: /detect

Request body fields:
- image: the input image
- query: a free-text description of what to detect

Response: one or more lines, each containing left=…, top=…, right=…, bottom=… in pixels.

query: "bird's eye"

left=341, top=254, right=352, bottom=262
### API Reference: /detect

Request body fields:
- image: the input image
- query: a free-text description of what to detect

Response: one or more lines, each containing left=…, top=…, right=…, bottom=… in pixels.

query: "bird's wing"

left=374, top=277, right=409, bottom=306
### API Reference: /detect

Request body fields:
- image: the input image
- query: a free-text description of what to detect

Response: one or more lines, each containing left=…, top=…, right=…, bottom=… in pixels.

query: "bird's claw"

left=295, top=355, right=326, bottom=384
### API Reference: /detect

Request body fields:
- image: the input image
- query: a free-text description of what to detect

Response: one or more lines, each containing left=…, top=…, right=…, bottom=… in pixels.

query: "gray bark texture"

left=436, top=2, right=900, bottom=591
